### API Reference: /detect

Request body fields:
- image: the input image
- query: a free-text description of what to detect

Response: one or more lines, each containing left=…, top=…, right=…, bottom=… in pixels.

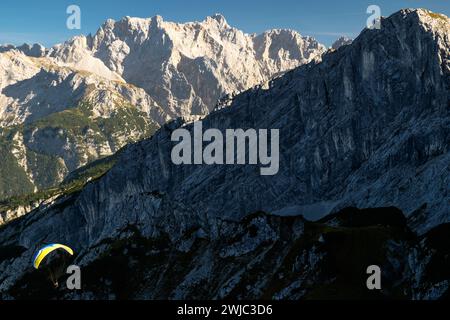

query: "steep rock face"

left=57, top=8, right=446, bottom=234
left=1, top=207, right=449, bottom=300
left=0, top=9, right=448, bottom=299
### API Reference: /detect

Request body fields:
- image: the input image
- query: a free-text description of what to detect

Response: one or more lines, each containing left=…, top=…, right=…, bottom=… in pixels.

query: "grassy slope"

left=0, top=101, right=158, bottom=201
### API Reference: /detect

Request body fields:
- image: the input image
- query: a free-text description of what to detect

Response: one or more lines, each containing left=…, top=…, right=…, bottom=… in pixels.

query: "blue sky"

left=0, top=0, right=448, bottom=47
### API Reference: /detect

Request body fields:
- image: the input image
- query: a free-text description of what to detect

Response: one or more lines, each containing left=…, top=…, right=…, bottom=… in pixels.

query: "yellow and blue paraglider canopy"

left=33, top=244, right=74, bottom=269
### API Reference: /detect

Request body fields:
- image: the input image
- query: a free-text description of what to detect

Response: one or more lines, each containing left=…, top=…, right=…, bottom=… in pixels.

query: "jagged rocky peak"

left=0, top=43, right=46, bottom=57
left=1, top=14, right=326, bottom=120
left=210, top=13, right=227, bottom=22
left=331, top=36, right=353, bottom=50
left=84, top=13, right=326, bottom=116
left=17, top=43, right=46, bottom=57
left=0, top=44, right=14, bottom=53
left=329, top=8, right=449, bottom=51
left=49, top=35, right=91, bottom=61
left=203, top=13, right=229, bottom=27
left=254, top=29, right=325, bottom=62
left=375, top=9, right=449, bottom=46
left=412, top=8, right=449, bottom=28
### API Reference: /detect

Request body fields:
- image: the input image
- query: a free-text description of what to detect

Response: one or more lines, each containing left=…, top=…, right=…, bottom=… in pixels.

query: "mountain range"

left=0, top=14, right=325, bottom=204
left=0, top=8, right=449, bottom=300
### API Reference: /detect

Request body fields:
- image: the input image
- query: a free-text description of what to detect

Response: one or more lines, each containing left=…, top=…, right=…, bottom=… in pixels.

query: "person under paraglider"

left=33, top=243, right=74, bottom=288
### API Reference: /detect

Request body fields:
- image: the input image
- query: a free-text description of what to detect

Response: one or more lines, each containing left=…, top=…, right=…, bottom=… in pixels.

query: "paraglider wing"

left=33, top=244, right=74, bottom=269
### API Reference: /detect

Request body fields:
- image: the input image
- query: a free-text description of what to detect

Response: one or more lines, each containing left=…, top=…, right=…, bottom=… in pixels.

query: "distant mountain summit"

left=0, top=14, right=325, bottom=200
left=0, top=9, right=449, bottom=299
left=1, top=13, right=326, bottom=125
left=53, top=13, right=325, bottom=117
left=331, top=36, right=353, bottom=50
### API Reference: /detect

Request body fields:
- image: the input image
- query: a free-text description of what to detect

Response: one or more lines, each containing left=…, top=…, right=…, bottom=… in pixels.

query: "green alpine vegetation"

left=0, top=100, right=159, bottom=201
left=0, top=153, right=117, bottom=215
